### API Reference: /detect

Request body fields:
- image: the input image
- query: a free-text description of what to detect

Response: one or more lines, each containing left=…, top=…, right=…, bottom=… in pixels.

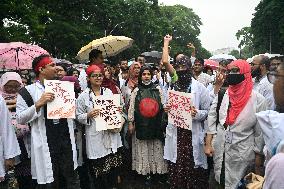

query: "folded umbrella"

left=76, top=35, right=133, bottom=62
left=0, top=42, right=49, bottom=70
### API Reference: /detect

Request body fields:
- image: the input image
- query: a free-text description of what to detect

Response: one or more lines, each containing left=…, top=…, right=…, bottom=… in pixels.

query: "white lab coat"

left=207, top=90, right=268, bottom=189
left=256, top=110, right=284, bottom=160
left=164, top=78, right=211, bottom=169
left=0, top=96, right=21, bottom=178
left=16, top=82, right=78, bottom=184
left=254, top=76, right=275, bottom=110
left=76, top=87, right=122, bottom=159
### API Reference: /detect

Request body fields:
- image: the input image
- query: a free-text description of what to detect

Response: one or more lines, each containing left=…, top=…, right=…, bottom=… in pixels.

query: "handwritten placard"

left=168, top=90, right=192, bottom=130
left=92, top=94, right=122, bottom=131
left=44, top=80, right=76, bottom=119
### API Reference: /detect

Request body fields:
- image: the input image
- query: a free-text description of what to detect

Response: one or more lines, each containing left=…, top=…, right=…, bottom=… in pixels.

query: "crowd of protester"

left=0, top=35, right=283, bottom=189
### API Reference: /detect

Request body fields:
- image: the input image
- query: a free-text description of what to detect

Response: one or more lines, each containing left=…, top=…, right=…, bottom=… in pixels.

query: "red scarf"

left=226, top=60, right=253, bottom=125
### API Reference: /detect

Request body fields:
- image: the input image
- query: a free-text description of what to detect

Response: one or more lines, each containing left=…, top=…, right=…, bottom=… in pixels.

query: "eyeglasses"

left=90, top=73, right=103, bottom=78
left=267, top=71, right=284, bottom=84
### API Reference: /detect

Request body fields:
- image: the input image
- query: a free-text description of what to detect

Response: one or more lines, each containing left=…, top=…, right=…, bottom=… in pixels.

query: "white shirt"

left=254, top=76, right=275, bottom=110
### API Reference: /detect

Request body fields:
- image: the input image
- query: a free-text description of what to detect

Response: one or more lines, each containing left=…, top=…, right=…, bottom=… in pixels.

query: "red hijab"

left=226, top=59, right=253, bottom=125
left=101, top=66, right=119, bottom=94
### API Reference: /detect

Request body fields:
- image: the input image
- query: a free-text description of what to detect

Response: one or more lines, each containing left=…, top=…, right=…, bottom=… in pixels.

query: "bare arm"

left=162, top=35, right=175, bottom=76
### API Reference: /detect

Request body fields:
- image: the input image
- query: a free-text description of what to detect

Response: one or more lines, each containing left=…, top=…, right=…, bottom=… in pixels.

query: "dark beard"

left=174, top=70, right=192, bottom=92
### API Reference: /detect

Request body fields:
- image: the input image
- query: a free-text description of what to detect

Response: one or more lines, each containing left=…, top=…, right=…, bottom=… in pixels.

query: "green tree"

left=251, top=0, right=284, bottom=54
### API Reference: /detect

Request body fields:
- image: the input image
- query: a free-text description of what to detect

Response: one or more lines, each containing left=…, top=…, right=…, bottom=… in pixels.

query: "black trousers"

left=36, top=120, right=80, bottom=189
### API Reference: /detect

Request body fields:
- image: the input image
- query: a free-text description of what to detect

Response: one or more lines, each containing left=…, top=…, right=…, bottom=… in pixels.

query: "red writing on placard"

left=168, top=91, right=192, bottom=129
left=46, top=82, right=75, bottom=103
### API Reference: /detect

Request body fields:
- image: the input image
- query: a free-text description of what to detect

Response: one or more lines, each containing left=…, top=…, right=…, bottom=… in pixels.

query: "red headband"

left=35, top=57, right=52, bottom=73
left=86, top=65, right=104, bottom=76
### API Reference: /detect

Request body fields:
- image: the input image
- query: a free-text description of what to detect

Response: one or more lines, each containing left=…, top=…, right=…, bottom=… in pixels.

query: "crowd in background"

left=0, top=35, right=283, bottom=189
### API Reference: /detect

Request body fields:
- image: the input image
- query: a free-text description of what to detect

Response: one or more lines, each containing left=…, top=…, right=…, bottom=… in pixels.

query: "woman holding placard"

left=162, top=35, right=211, bottom=189
left=76, top=64, right=123, bottom=189
left=128, top=66, right=168, bottom=186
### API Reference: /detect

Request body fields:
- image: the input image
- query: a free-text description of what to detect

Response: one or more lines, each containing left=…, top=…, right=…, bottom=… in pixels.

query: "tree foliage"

left=251, top=0, right=284, bottom=54
left=0, top=0, right=211, bottom=62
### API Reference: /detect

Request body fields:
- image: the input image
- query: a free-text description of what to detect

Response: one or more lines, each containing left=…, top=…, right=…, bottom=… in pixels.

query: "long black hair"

left=138, top=66, right=154, bottom=87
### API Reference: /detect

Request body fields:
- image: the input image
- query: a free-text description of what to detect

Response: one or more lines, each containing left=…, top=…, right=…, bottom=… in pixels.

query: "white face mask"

left=142, top=80, right=151, bottom=85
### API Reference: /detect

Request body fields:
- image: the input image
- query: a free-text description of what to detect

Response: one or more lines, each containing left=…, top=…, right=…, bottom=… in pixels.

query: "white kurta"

left=254, top=76, right=275, bottom=110
left=164, top=78, right=211, bottom=169
left=16, top=82, right=78, bottom=184
left=0, top=96, right=21, bottom=178
left=76, top=87, right=122, bottom=159
left=207, top=90, right=268, bottom=189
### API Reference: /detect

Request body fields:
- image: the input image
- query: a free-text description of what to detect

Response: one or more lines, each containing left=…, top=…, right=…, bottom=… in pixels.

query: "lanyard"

left=89, top=87, right=103, bottom=107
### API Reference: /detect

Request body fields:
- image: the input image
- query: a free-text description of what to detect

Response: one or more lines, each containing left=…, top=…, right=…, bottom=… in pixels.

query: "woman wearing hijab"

left=102, top=66, right=120, bottom=94
left=120, top=62, right=141, bottom=149
left=162, top=35, right=211, bottom=189
left=205, top=60, right=268, bottom=189
left=127, top=66, right=168, bottom=186
left=76, top=65, right=123, bottom=189
left=0, top=72, right=34, bottom=189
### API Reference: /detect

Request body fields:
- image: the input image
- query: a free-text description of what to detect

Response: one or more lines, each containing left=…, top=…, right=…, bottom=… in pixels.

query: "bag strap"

left=216, top=88, right=226, bottom=128
left=18, top=87, right=34, bottom=107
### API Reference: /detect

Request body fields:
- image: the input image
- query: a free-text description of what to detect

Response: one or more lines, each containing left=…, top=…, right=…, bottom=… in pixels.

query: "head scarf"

left=226, top=59, right=253, bottom=125
left=263, top=153, right=284, bottom=189
left=127, top=62, right=141, bottom=90
left=138, top=66, right=154, bottom=88
left=86, top=64, right=104, bottom=76
left=61, top=76, right=81, bottom=98
left=101, top=66, right=119, bottom=94
left=173, top=55, right=192, bottom=92
left=0, top=72, right=23, bottom=99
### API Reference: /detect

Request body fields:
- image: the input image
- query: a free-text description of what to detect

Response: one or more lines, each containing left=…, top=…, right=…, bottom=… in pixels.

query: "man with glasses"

left=251, top=55, right=275, bottom=110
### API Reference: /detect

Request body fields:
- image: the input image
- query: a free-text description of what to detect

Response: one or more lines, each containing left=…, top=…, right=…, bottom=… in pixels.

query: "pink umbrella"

left=204, top=59, right=219, bottom=70
left=0, top=42, right=49, bottom=70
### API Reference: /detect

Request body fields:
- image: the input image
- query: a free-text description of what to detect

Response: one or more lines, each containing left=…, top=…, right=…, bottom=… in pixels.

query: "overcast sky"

left=159, top=0, right=261, bottom=52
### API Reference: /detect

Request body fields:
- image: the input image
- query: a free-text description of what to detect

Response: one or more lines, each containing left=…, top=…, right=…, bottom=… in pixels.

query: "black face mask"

left=175, top=69, right=192, bottom=91
left=227, top=74, right=245, bottom=85
left=251, top=67, right=261, bottom=78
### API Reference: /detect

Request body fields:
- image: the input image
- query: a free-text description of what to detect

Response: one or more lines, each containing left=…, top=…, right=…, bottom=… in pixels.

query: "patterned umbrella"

left=0, top=42, right=49, bottom=70
left=76, top=35, right=133, bottom=62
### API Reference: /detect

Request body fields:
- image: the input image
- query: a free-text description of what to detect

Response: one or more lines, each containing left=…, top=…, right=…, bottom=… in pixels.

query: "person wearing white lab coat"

left=76, top=65, right=123, bottom=189
left=251, top=55, right=275, bottom=110
left=16, top=55, right=80, bottom=188
left=204, top=60, right=268, bottom=189
left=256, top=61, right=284, bottom=162
left=162, top=35, right=210, bottom=189
left=0, top=96, right=21, bottom=185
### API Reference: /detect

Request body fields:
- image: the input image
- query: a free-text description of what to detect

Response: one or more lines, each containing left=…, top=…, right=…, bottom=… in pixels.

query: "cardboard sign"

left=92, top=94, right=122, bottom=131
left=45, top=80, right=75, bottom=119
left=168, top=90, right=192, bottom=130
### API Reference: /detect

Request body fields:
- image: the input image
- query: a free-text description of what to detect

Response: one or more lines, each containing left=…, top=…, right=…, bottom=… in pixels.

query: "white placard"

left=45, top=80, right=76, bottom=119
left=92, top=94, right=122, bottom=131
left=168, top=90, right=192, bottom=130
